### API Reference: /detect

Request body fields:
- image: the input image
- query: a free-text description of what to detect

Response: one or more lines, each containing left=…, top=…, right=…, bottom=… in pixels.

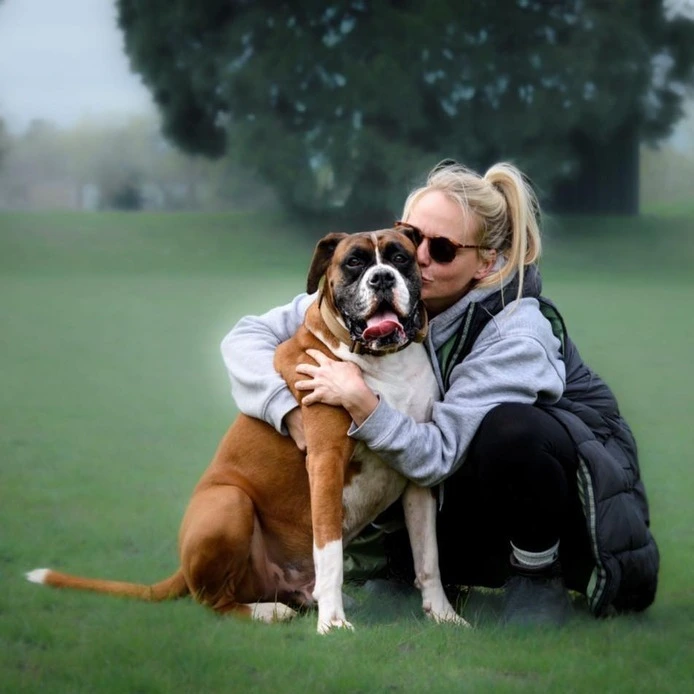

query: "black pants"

left=386, top=403, right=594, bottom=591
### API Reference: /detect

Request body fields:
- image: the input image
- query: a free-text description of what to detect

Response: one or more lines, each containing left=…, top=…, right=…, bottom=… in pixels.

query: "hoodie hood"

left=427, top=260, right=542, bottom=351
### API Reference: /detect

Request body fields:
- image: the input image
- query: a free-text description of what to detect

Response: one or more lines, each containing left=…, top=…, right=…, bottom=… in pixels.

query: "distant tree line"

left=0, top=116, right=276, bottom=212
left=0, top=109, right=690, bottom=213
left=117, top=0, right=694, bottom=220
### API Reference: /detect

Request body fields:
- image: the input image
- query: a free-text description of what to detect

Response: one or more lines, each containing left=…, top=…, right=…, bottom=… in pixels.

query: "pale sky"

left=0, top=0, right=154, bottom=133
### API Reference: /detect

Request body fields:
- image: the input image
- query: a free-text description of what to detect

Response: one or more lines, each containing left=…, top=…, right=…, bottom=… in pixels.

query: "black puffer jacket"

left=462, top=267, right=659, bottom=615
left=543, top=311, right=659, bottom=614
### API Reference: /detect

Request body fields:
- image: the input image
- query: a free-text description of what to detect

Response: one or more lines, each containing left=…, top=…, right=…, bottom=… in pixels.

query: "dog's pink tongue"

left=362, top=310, right=404, bottom=341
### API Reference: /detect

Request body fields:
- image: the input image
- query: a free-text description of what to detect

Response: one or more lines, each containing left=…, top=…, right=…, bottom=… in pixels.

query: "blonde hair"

left=402, top=160, right=542, bottom=301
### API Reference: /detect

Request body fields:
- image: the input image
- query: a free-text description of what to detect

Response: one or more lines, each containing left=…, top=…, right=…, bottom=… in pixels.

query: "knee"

left=477, top=403, right=544, bottom=453
left=471, top=404, right=568, bottom=493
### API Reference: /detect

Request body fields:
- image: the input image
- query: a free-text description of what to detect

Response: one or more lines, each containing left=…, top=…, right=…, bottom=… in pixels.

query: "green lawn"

left=1, top=209, right=692, bottom=693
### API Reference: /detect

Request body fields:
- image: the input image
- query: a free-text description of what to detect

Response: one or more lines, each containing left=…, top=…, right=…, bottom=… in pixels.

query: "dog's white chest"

left=334, top=343, right=439, bottom=541
left=334, top=342, right=439, bottom=422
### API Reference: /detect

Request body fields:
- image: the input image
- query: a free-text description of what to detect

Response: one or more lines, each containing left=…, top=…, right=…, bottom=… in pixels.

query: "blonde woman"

left=221, top=160, right=659, bottom=625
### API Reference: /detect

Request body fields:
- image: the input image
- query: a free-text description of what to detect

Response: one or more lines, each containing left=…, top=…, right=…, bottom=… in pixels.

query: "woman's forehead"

left=407, top=190, right=475, bottom=239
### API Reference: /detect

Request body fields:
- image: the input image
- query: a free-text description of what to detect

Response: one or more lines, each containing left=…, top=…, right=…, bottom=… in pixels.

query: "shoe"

left=501, top=558, right=572, bottom=627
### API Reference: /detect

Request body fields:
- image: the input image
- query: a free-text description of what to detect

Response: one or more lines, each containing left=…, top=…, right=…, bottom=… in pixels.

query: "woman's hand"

left=295, top=349, right=379, bottom=426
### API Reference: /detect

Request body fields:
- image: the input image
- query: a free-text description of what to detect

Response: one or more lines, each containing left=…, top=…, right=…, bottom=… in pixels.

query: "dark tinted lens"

left=428, top=236, right=458, bottom=263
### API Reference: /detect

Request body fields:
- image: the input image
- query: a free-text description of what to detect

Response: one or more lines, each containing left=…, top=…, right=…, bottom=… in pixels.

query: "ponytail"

left=479, top=163, right=542, bottom=302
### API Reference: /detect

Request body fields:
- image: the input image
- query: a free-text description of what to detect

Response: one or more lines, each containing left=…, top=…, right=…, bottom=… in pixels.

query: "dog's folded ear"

left=394, top=222, right=422, bottom=250
left=306, top=233, right=349, bottom=294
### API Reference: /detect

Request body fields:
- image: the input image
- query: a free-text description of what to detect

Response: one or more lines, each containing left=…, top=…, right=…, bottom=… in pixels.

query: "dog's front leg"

left=276, top=336, right=357, bottom=634
left=402, top=484, right=470, bottom=626
left=303, top=404, right=356, bottom=634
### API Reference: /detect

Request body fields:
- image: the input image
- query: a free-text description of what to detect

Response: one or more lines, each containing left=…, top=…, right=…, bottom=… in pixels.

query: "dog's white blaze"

left=313, top=539, right=353, bottom=633
left=26, top=568, right=49, bottom=584
left=370, top=233, right=381, bottom=264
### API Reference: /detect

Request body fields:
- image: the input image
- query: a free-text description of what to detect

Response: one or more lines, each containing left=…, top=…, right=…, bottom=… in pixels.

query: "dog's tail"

left=25, top=567, right=189, bottom=602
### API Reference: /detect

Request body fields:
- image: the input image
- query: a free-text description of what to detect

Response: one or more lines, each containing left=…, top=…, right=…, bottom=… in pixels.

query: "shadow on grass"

left=342, top=580, right=595, bottom=630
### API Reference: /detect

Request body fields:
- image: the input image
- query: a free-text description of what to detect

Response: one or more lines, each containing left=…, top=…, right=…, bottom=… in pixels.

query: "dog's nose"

left=368, top=270, right=396, bottom=290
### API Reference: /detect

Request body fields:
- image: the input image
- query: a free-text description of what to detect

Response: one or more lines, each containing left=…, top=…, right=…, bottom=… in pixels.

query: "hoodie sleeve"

left=220, top=292, right=315, bottom=433
left=348, top=329, right=566, bottom=487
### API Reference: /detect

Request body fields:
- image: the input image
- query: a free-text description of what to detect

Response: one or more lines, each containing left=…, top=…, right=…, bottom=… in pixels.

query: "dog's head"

left=306, top=225, right=426, bottom=353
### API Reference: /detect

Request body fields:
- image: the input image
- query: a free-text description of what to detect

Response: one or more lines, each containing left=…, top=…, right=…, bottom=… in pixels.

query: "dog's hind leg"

left=178, top=485, right=296, bottom=622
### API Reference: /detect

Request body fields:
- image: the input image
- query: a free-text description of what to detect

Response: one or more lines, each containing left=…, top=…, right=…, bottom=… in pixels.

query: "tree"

left=116, top=2, right=694, bottom=219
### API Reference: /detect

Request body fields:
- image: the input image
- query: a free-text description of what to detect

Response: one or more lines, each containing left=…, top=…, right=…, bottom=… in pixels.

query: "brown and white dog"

left=27, top=226, right=466, bottom=633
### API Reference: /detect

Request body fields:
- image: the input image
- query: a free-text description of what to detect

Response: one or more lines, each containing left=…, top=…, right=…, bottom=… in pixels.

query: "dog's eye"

left=346, top=257, right=364, bottom=268
left=392, top=253, right=409, bottom=265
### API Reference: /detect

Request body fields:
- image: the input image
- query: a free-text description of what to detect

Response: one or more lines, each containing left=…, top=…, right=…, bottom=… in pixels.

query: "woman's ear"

left=473, top=250, right=497, bottom=280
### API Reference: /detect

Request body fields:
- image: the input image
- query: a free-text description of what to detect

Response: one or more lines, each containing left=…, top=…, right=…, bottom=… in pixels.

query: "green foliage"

left=117, top=0, right=694, bottom=220
left=1, top=209, right=693, bottom=693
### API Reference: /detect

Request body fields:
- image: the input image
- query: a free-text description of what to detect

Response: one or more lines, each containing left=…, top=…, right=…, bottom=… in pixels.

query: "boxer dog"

left=27, top=226, right=466, bottom=634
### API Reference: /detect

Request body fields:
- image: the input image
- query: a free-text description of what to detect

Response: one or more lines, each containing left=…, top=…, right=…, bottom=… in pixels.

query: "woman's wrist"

left=343, top=384, right=379, bottom=427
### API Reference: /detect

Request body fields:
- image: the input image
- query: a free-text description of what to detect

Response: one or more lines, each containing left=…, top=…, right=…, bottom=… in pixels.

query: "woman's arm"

left=349, top=333, right=565, bottom=486
left=297, top=316, right=565, bottom=487
left=220, top=292, right=315, bottom=433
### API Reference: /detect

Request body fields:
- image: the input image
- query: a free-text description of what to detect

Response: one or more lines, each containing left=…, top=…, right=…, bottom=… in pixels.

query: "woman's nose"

left=416, top=237, right=430, bottom=266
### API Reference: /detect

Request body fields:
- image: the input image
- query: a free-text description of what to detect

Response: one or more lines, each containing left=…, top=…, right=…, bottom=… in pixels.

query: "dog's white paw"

left=317, top=616, right=355, bottom=635
left=249, top=602, right=297, bottom=623
left=426, top=608, right=471, bottom=627
left=423, top=598, right=471, bottom=627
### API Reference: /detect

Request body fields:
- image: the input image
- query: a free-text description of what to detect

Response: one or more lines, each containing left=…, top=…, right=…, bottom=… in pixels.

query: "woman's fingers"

left=305, top=348, right=329, bottom=364
left=296, top=349, right=330, bottom=377
left=294, top=348, right=367, bottom=408
left=295, top=363, right=318, bottom=377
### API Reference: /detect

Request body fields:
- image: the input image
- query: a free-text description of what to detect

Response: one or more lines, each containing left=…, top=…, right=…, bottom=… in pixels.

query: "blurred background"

left=0, top=0, right=693, bottom=219
left=2, top=3, right=694, bottom=691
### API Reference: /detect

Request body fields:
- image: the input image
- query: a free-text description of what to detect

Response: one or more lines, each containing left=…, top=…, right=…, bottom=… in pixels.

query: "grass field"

left=1, top=208, right=693, bottom=693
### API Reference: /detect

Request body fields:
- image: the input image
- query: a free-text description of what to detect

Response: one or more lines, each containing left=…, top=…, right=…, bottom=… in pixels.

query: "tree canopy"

left=117, top=0, right=694, bottom=221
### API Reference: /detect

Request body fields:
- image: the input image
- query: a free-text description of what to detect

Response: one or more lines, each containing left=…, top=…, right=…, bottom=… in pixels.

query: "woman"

left=221, top=160, right=659, bottom=625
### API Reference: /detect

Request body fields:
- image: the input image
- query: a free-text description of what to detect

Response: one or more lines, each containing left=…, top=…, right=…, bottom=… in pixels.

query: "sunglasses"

left=395, top=222, right=490, bottom=264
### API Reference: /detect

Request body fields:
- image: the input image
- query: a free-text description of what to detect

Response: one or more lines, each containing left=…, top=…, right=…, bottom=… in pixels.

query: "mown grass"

left=1, top=209, right=692, bottom=693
